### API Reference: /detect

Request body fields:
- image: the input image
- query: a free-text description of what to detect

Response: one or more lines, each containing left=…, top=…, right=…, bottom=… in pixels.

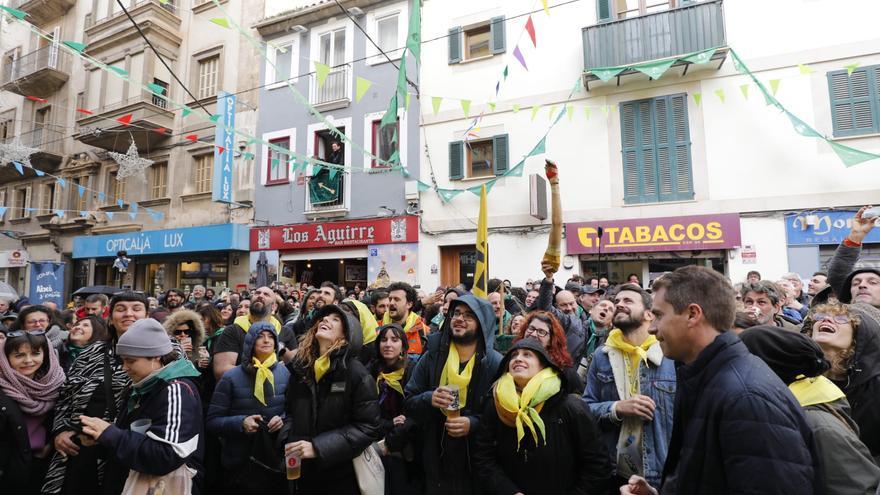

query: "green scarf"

left=66, top=343, right=87, bottom=363
left=128, top=358, right=201, bottom=413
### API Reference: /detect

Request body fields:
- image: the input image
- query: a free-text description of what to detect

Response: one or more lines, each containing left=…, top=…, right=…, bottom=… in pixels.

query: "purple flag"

left=513, top=46, right=528, bottom=71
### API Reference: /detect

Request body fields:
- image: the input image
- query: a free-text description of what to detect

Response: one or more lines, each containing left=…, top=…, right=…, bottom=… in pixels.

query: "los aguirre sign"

left=565, top=213, right=742, bottom=254
left=250, top=216, right=419, bottom=251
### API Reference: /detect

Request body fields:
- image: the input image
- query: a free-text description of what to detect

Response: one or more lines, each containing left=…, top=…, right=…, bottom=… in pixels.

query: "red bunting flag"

left=185, top=135, right=198, bottom=142
left=75, top=108, right=93, bottom=115
left=525, top=16, right=536, bottom=47
left=217, top=146, right=225, bottom=155
left=117, top=113, right=133, bottom=125
left=152, top=127, right=167, bottom=134
left=26, top=95, right=48, bottom=103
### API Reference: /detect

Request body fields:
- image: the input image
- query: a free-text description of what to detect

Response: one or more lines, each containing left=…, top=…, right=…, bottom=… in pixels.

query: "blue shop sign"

left=785, top=211, right=880, bottom=246
left=73, top=224, right=250, bottom=259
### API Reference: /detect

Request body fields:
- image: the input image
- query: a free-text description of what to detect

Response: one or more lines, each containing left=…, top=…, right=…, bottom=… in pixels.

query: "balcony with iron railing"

left=309, top=64, right=351, bottom=110
left=0, top=126, right=65, bottom=181
left=1, top=45, right=71, bottom=97
left=582, top=0, right=726, bottom=85
left=74, top=91, right=174, bottom=153
left=85, top=0, right=181, bottom=53
left=304, top=171, right=349, bottom=218
left=11, top=0, right=75, bottom=25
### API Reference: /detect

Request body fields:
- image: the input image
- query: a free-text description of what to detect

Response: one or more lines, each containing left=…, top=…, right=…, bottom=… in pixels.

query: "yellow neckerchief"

left=383, top=310, right=419, bottom=333
left=236, top=314, right=281, bottom=334
left=314, top=351, right=332, bottom=382
left=347, top=299, right=378, bottom=345
left=439, top=343, right=476, bottom=414
left=789, top=375, right=847, bottom=407
left=252, top=352, right=277, bottom=406
left=376, top=366, right=406, bottom=397
left=605, top=329, right=657, bottom=381
left=493, top=367, right=561, bottom=449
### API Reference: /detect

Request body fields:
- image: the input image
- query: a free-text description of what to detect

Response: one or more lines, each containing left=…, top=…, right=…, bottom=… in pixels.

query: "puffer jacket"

left=206, top=323, right=290, bottom=469
left=661, top=331, right=817, bottom=494
left=280, top=305, right=380, bottom=495
left=162, top=309, right=206, bottom=358
left=404, top=295, right=503, bottom=495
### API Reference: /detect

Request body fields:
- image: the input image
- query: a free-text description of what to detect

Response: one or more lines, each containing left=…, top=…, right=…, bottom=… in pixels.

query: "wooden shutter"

left=620, top=102, right=642, bottom=203
left=597, top=0, right=612, bottom=21
left=489, top=16, right=506, bottom=54
left=23, top=186, right=31, bottom=218
left=654, top=95, right=693, bottom=202
left=492, top=134, right=509, bottom=175
left=449, top=141, right=464, bottom=180
left=448, top=27, right=462, bottom=64
left=828, top=68, right=878, bottom=137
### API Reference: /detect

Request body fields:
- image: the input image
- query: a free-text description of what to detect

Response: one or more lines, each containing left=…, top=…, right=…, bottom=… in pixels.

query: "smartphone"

left=862, top=206, right=880, bottom=219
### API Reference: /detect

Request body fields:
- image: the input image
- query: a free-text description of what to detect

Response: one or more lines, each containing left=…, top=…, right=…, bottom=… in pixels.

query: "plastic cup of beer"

left=446, top=384, right=461, bottom=418
left=285, top=446, right=302, bottom=480
left=197, top=346, right=209, bottom=361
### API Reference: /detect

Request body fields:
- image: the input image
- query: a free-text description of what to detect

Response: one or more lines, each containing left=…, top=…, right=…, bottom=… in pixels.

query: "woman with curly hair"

left=513, top=311, right=582, bottom=393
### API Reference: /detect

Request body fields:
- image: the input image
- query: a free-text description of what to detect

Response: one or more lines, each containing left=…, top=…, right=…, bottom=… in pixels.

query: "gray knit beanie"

left=116, top=318, right=173, bottom=357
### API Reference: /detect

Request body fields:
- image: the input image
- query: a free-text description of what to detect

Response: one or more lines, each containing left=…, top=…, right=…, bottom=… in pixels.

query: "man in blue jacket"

left=622, top=265, right=817, bottom=495
left=405, top=294, right=502, bottom=495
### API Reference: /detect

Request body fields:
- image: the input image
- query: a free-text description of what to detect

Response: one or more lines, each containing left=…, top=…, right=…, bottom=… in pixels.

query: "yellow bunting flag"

left=432, top=96, right=442, bottom=115
left=531, top=105, right=541, bottom=121
left=512, top=104, right=521, bottom=113
left=584, top=106, right=591, bottom=120
left=602, top=105, right=610, bottom=117
left=488, top=102, right=497, bottom=112
left=541, top=0, right=550, bottom=16
left=714, top=88, right=725, bottom=103
left=314, top=61, right=331, bottom=88
left=769, top=79, right=781, bottom=96
left=567, top=105, right=574, bottom=121
left=798, top=64, right=815, bottom=75
left=740, top=84, right=750, bottom=100
left=845, top=63, right=860, bottom=76
left=692, top=93, right=702, bottom=106
left=473, top=185, right=489, bottom=299
left=210, top=18, right=231, bottom=29
left=461, top=99, right=471, bottom=117
left=405, top=93, right=411, bottom=109
left=355, top=77, right=372, bottom=103
left=547, top=105, right=557, bottom=121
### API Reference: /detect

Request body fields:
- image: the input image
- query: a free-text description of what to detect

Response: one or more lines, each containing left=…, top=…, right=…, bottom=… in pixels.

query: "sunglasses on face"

left=812, top=313, right=850, bottom=324
left=173, top=328, right=193, bottom=336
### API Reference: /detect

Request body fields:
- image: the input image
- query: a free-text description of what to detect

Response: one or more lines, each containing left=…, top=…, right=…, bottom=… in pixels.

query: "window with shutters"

left=828, top=65, right=880, bottom=137
left=108, top=171, right=126, bottom=204
left=150, top=163, right=167, bottom=199
left=71, top=176, right=88, bottom=211
left=613, top=0, right=677, bottom=19
left=267, top=137, right=290, bottom=184
left=619, top=94, right=693, bottom=204
left=39, top=183, right=56, bottom=212
left=197, top=54, right=220, bottom=99
left=448, top=17, right=506, bottom=64
left=12, top=186, right=30, bottom=219
left=448, top=134, right=509, bottom=180
left=0, top=110, right=15, bottom=142
left=194, top=154, right=213, bottom=193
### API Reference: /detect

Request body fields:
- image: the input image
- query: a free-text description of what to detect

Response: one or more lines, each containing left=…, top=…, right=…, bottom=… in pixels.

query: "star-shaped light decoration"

left=0, top=138, right=39, bottom=169
left=108, top=141, right=153, bottom=180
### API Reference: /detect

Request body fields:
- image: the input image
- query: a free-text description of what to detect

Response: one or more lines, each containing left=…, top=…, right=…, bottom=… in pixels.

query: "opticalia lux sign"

left=565, top=213, right=742, bottom=254
left=785, top=210, right=880, bottom=245
left=251, top=216, right=419, bottom=251
left=73, top=224, right=250, bottom=258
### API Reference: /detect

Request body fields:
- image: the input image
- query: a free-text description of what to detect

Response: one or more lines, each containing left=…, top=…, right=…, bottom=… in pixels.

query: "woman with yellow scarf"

left=473, top=339, right=611, bottom=495
left=281, top=305, right=380, bottom=495
left=368, top=324, right=422, bottom=494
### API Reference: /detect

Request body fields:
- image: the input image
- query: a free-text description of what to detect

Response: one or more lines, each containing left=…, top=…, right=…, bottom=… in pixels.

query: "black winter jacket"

left=280, top=308, right=380, bottom=495
left=661, top=331, right=818, bottom=494
left=473, top=386, right=610, bottom=495
left=0, top=388, right=45, bottom=491
left=404, top=295, right=503, bottom=495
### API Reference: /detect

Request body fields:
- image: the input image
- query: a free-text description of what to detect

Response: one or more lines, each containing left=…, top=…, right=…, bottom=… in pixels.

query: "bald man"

left=555, top=290, right=579, bottom=315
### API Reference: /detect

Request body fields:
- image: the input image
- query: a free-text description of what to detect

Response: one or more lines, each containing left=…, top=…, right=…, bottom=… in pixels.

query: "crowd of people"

left=0, top=206, right=879, bottom=494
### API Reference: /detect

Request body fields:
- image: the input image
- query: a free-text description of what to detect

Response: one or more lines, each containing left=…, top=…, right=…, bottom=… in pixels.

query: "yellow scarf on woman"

left=252, top=353, right=277, bottom=406
left=376, top=366, right=406, bottom=396
left=789, top=375, right=846, bottom=407
left=314, top=351, right=332, bottom=382
left=493, top=367, right=561, bottom=449
left=439, top=343, right=476, bottom=413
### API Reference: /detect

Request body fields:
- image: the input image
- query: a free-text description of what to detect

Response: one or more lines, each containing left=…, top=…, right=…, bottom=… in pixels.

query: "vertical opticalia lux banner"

left=213, top=91, right=236, bottom=203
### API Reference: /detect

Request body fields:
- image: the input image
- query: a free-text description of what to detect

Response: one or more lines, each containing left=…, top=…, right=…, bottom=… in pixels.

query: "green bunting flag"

left=531, top=105, right=540, bottom=121
left=271, top=157, right=279, bottom=170
left=529, top=137, right=546, bottom=157
left=242, top=152, right=255, bottom=160
left=107, top=65, right=128, bottom=77
left=845, top=63, right=860, bottom=76
left=181, top=105, right=192, bottom=117
left=692, top=93, right=702, bottom=106
left=488, top=102, right=496, bottom=112
left=503, top=66, right=509, bottom=80
left=785, top=111, right=822, bottom=138
left=584, top=106, right=591, bottom=120
left=739, top=84, right=750, bottom=100
left=602, top=105, right=610, bottom=117
left=591, top=67, right=624, bottom=82
left=210, top=18, right=231, bottom=29
left=62, top=41, right=87, bottom=53
left=314, top=61, right=331, bottom=88
left=512, top=104, right=520, bottom=113
left=416, top=181, right=431, bottom=192
left=381, top=94, right=399, bottom=128
left=209, top=114, right=221, bottom=123
left=506, top=160, right=525, bottom=177
left=405, top=0, right=421, bottom=62
left=396, top=56, right=408, bottom=98
left=769, top=79, right=781, bottom=96
left=147, top=82, right=166, bottom=95
left=714, top=88, right=725, bottom=103
left=405, top=92, right=411, bottom=110
left=431, top=96, right=442, bottom=115
left=461, top=99, right=471, bottom=117
left=0, top=6, right=27, bottom=19
left=798, top=64, right=815, bottom=75
left=438, top=189, right=464, bottom=202
left=467, top=179, right=497, bottom=196
left=828, top=141, right=880, bottom=167
left=633, top=58, right=676, bottom=79
left=355, top=77, right=372, bottom=103
left=681, top=47, right=716, bottom=65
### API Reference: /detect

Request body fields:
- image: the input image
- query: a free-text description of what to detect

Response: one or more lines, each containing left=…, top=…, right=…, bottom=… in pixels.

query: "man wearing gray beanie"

left=78, top=318, right=206, bottom=494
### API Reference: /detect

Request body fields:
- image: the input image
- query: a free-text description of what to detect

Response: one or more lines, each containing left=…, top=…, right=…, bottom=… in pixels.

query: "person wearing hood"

left=805, top=302, right=880, bottom=461
left=78, top=317, right=205, bottom=495
left=404, top=294, right=503, bottom=495
left=280, top=304, right=380, bottom=495
left=0, top=330, right=66, bottom=493
left=213, top=287, right=282, bottom=380
left=826, top=206, right=880, bottom=310
left=741, top=325, right=880, bottom=495
left=368, top=324, right=421, bottom=495
left=163, top=309, right=209, bottom=370
left=473, top=339, right=610, bottom=495
left=340, top=298, right=379, bottom=364
left=206, top=322, right=289, bottom=494
left=42, top=291, right=148, bottom=495
left=429, top=288, right=464, bottom=334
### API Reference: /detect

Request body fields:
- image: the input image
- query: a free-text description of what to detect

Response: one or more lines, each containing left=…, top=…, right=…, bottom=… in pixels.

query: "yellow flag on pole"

left=473, top=185, right=489, bottom=299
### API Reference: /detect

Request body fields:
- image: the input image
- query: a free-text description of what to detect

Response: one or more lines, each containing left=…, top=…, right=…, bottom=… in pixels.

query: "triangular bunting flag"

left=0, top=207, right=6, bottom=217
left=513, top=46, right=528, bottom=71
left=416, top=181, right=431, bottom=192
left=131, top=203, right=138, bottom=213
left=80, top=211, right=88, bottom=217
left=512, top=104, right=520, bottom=113
left=487, top=102, right=496, bottom=112
left=185, top=135, right=198, bottom=142
left=437, top=189, right=464, bottom=203
left=828, top=140, right=880, bottom=167
left=62, top=41, right=87, bottom=53
left=531, top=105, right=540, bottom=121
left=153, top=127, right=167, bottom=134
left=314, top=61, right=331, bottom=88
left=107, top=65, right=128, bottom=77
left=584, top=106, right=591, bottom=120
left=692, top=93, right=702, bottom=106
left=76, top=108, right=93, bottom=115
left=12, top=162, right=23, bottom=175
left=57, top=177, right=66, bottom=188
left=798, top=64, right=815, bottom=75
left=567, top=106, right=574, bottom=121
left=0, top=5, right=27, bottom=19
left=785, top=111, right=822, bottom=138
left=381, top=94, right=399, bottom=127
left=217, top=146, right=225, bottom=155
left=769, top=79, right=781, bottom=96
left=405, top=93, right=411, bottom=110
left=35, top=169, right=45, bottom=177
left=209, top=114, right=221, bottom=123
left=98, top=191, right=105, bottom=202
left=26, top=96, right=48, bottom=103
left=529, top=137, right=547, bottom=157
left=242, top=152, right=255, bottom=160
left=356, top=77, right=372, bottom=103
left=541, top=0, right=550, bottom=15
left=117, top=199, right=124, bottom=208
left=147, top=82, right=166, bottom=95
left=503, top=66, right=509, bottom=80
left=117, top=113, right=133, bottom=125
left=181, top=106, right=192, bottom=117
left=525, top=16, right=537, bottom=47
left=461, top=100, right=471, bottom=117
left=106, top=211, right=114, bottom=220
left=467, top=179, right=497, bottom=196
left=844, top=63, right=860, bottom=76
left=210, top=17, right=231, bottom=28
left=714, top=88, right=725, bottom=103
left=633, top=58, right=676, bottom=79
left=430, top=96, right=442, bottom=115
left=739, top=84, right=750, bottom=100
left=77, top=185, right=85, bottom=198
left=547, top=105, right=557, bottom=121
left=54, top=209, right=65, bottom=218
left=506, top=160, right=525, bottom=177
left=129, top=211, right=137, bottom=220
left=590, top=67, right=624, bottom=82
left=681, top=48, right=716, bottom=65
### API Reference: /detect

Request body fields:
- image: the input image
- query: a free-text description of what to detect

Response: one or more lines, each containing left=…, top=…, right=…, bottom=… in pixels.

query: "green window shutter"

left=597, top=0, right=612, bottom=22
left=620, top=102, right=643, bottom=204
left=492, top=134, right=509, bottom=175
left=449, top=141, right=464, bottom=180
left=658, top=94, right=694, bottom=201
left=490, top=16, right=506, bottom=55
left=448, top=26, right=462, bottom=64
left=828, top=68, right=878, bottom=137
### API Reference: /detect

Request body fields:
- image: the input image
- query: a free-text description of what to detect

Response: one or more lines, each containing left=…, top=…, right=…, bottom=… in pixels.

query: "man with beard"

left=370, top=290, right=390, bottom=321
left=384, top=281, right=429, bottom=359
left=405, top=294, right=502, bottom=495
left=535, top=262, right=587, bottom=364
left=583, top=283, right=675, bottom=492
left=163, top=288, right=186, bottom=314
left=211, top=286, right=281, bottom=379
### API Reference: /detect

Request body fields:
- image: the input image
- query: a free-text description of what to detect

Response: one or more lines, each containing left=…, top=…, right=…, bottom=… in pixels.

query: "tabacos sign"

left=565, top=213, right=742, bottom=254
left=251, top=216, right=419, bottom=251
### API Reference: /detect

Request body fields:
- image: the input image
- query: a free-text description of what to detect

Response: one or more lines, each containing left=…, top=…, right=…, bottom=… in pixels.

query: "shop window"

left=108, top=171, right=126, bottom=204
left=620, top=93, right=693, bottom=204
left=448, top=134, right=509, bottom=180
left=267, top=137, right=291, bottom=184
left=448, top=17, right=505, bottom=64
left=150, top=163, right=167, bottom=199
left=828, top=65, right=880, bottom=137
left=371, top=118, right=398, bottom=168
left=12, top=185, right=30, bottom=219
left=193, top=154, right=213, bottom=193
